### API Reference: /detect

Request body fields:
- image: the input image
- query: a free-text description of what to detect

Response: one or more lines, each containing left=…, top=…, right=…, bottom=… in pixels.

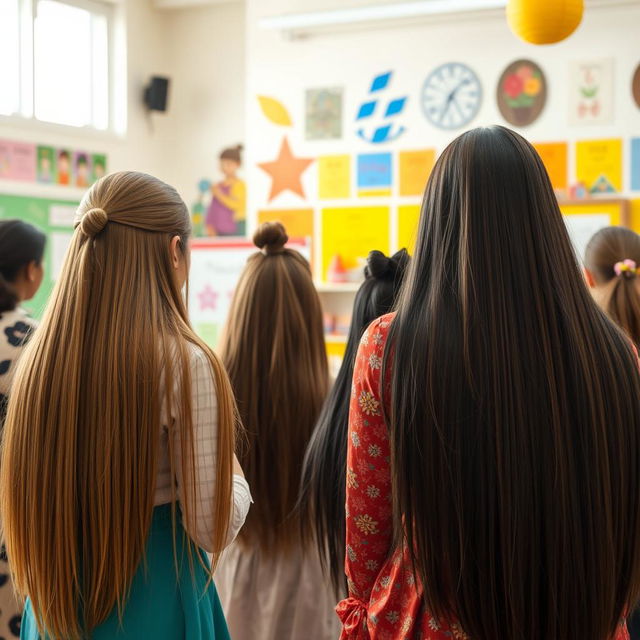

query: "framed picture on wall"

left=569, top=59, right=614, bottom=125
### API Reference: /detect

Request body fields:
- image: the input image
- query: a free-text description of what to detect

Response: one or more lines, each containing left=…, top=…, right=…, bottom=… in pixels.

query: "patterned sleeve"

left=337, top=317, right=392, bottom=639
left=175, top=346, right=252, bottom=553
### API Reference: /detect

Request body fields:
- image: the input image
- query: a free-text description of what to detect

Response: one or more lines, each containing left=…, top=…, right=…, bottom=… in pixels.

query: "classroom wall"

left=0, top=0, right=246, bottom=205
left=245, top=0, right=640, bottom=277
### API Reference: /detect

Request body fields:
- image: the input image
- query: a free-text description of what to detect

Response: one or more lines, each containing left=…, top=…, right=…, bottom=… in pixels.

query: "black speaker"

left=144, top=76, right=170, bottom=112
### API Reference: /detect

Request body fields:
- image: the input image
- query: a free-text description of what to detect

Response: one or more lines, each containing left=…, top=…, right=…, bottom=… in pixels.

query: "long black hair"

left=384, top=126, right=640, bottom=640
left=299, top=248, right=409, bottom=596
left=0, top=220, right=46, bottom=313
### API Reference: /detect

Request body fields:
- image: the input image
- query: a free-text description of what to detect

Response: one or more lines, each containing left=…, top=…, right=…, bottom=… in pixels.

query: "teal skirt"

left=21, top=504, right=231, bottom=640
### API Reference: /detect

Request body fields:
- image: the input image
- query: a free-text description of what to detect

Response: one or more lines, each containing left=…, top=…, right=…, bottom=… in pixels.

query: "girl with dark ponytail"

left=299, top=248, right=410, bottom=598
left=585, top=226, right=640, bottom=346
left=0, top=219, right=46, bottom=640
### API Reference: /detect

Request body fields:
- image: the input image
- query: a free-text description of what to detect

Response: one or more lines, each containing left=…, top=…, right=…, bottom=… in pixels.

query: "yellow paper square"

left=321, top=206, right=390, bottom=280
left=576, top=138, right=622, bottom=192
left=399, top=149, right=435, bottom=196
left=398, top=204, right=421, bottom=254
left=318, top=155, right=351, bottom=199
left=534, top=142, right=568, bottom=190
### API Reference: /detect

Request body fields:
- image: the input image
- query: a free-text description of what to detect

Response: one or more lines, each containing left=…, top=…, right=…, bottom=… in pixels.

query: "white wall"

left=245, top=0, right=640, bottom=238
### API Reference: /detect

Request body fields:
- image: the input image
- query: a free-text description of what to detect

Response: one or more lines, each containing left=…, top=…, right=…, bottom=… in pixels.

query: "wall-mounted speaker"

left=144, top=76, right=170, bottom=112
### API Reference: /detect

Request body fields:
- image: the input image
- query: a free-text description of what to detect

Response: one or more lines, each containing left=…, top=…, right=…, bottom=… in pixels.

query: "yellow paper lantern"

left=506, top=0, right=583, bottom=45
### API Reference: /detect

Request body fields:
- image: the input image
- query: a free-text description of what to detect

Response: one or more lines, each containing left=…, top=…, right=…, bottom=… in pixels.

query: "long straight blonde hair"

left=0, top=171, right=237, bottom=639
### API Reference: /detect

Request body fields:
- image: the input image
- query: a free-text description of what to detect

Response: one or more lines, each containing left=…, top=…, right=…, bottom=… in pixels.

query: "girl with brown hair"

left=0, top=171, right=251, bottom=640
left=337, top=127, right=640, bottom=640
left=584, top=226, right=640, bottom=346
left=215, top=221, right=338, bottom=640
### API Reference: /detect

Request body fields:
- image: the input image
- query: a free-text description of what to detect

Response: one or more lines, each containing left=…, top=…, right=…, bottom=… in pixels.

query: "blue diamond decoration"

left=370, top=72, right=391, bottom=93
left=385, top=97, right=406, bottom=117
left=356, top=100, right=376, bottom=120
left=372, top=124, right=392, bottom=143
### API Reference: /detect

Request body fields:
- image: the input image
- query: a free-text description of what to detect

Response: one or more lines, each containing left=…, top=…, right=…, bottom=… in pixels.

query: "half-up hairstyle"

left=0, top=220, right=46, bottom=312
left=0, top=171, right=238, bottom=640
left=221, top=221, right=328, bottom=555
left=384, top=126, right=640, bottom=640
left=299, top=248, right=409, bottom=596
left=585, top=226, right=640, bottom=346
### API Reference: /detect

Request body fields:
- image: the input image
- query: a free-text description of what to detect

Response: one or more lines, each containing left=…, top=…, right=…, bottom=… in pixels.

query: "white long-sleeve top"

left=155, top=342, right=251, bottom=552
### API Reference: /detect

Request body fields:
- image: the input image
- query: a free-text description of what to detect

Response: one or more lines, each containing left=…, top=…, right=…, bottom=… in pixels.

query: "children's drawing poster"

left=321, top=206, right=390, bottom=280
left=569, top=59, right=614, bottom=125
left=305, top=88, right=343, bottom=140
left=0, top=140, right=36, bottom=181
left=533, top=142, right=568, bottom=191
left=576, top=139, right=622, bottom=193
left=399, top=149, right=435, bottom=197
left=357, top=153, right=392, bottom=197
left=398, top=204, right=421, bottom=253
left=189, top=238, right=311, bottom=347
left=318, top=155, right=350, bottom=199
left=92, top=154, right=107, bottom=182
left=37, top=146, right=56, bottom=183
left=632, top=138, right=640, bottom=192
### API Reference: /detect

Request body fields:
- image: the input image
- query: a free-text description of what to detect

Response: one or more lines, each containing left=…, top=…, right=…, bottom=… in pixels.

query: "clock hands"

left=439, top=77, right=471, bottom=123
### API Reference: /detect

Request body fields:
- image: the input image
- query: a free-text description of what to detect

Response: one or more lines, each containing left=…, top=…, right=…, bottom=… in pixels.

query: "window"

left=1, top=0, right=113, bottom=130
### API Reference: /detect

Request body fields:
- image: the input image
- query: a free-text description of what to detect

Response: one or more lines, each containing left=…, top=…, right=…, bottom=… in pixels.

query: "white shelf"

left=325, top=334, right=348, bottom=343
left=315, top=282, right=361, bottom=293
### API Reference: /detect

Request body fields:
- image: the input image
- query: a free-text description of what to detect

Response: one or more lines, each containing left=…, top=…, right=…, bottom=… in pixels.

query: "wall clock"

left=633, top=63, right=640, bottom=109
left=421, top=62, right=482, bottom=130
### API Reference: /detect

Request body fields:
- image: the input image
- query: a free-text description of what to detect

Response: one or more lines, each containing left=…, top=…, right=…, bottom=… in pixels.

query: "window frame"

left=1, top=0, right=117, bottom=136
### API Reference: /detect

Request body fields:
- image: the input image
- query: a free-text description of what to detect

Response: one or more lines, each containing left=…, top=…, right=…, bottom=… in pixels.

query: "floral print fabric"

left=336, top=313, right=629, bottom=640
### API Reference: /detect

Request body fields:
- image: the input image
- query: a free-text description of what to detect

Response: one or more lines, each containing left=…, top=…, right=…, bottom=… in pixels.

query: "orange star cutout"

left=258, top=136, right=314, bottom=202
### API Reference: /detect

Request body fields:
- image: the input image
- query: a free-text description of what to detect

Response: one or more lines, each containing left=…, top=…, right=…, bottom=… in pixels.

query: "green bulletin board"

left=0, top=193, right=79, bottom=319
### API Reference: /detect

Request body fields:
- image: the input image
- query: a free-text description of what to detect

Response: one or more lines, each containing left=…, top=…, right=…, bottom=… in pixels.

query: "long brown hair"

left=385, top=127, right=640, bottom=640
left=221, top=221, right=328, bottom=554
left=0, top=171, right=237, bottom=639
left=585, top=226, right=640, bottom=346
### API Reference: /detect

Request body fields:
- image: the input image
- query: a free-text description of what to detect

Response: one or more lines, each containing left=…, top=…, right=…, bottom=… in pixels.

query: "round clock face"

left=421, top=63, right=482, bottom=130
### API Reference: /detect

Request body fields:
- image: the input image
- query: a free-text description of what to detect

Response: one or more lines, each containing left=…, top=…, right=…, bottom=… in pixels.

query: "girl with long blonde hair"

left=215, top=221, right=338, bottom=640
left=0, top=171, right=251, bottom=640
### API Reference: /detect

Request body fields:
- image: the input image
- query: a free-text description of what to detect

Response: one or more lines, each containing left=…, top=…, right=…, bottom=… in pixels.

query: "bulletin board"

left=0, top=193, right=78, bottom=318
left=559, top=198, right=630, bottom=263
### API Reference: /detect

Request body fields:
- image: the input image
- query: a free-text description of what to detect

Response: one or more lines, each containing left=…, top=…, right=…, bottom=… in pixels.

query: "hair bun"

left=80, top=207, right=108, bottom=237
left=236, top=144, right=244, bottom=152
left=366, top=248, right=410, bottom=279
left=254, top=221, right=288, bottom=255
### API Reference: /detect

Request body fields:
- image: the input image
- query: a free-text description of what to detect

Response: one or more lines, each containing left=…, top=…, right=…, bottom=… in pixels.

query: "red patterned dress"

left=336, top=314, right=629, bottom=640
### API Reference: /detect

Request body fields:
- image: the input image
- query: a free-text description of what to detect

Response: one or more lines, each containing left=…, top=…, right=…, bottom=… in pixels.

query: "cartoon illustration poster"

left=74, top=152, right=91, bottom=188
left=569, top=59, right=614, bottom=125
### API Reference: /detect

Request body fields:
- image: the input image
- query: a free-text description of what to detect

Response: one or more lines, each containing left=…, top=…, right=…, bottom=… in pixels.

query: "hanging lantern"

left=506, top=0, right=584, bottom=45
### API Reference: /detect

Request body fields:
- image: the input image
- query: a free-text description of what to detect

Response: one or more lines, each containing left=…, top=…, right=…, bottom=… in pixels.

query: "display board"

left=0, top=193, right=78, bottom=318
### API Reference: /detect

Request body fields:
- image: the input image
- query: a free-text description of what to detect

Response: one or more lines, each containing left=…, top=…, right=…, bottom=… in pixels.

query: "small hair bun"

left=366, top=248, right=410, bottom=279
left=254, top=221, right=288, bottom=255
left=80, top=207, right=108, bottom=237
left=235, top=144, right=244, bottom=152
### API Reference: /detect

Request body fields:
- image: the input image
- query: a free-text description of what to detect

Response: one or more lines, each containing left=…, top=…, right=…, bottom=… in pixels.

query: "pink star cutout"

left=198, top=284, right=219, bottom=311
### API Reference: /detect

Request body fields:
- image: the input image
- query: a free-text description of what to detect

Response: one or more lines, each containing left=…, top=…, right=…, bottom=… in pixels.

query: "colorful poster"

left=318, top=155, right=350, bottom=199
left=357, top=152, right=392, bottom=197
left=37, top=146, right=56, bottom=183
left=569, top=59, right=614, bottom=125
left=74, top=152, right=91, bottom=188
left=575, top=138, right=622, bottom=193
left=321, top=206, right=390, bottom=281
left=399, top=149, right=435, bottom=197
left=306, top=88, right=343, bottom=140
left=0, top=141, right=11, bottom=178
left=533, top=142, right=568, bottom=191
left=398, top=204, right=421, bottom=253
left=92, top=154, right=107, bottom=182
left=8, top=142, right=36, bottom=181
left=56, top=149, right=72, bottom=186
left=632, top=138, right=640, bottom=192
left=189, top=238, right=311, bottom=347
